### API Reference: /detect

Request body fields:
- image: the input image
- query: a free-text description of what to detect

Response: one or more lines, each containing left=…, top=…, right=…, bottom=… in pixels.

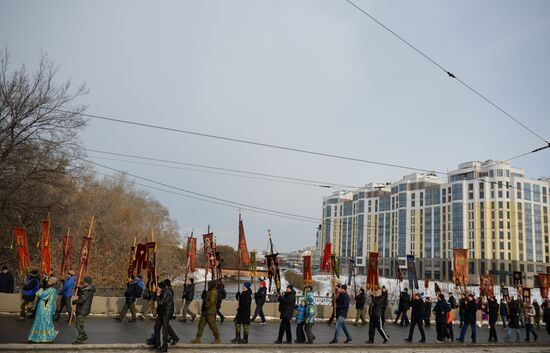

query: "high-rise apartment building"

left=317, top=160, right=550, bottom=284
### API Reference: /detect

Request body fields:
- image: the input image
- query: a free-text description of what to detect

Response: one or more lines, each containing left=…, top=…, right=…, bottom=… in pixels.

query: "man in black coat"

left=505, top=297, right=521, bottom=342
left=251, top=280, right=267, bottom=324
left=394, top=288, right=411, bottom=326
left=0, top=266, right=14, bottom=293
left=154, top=279, right=176, bottom=352
left=542, top=298, right=550, bottom=335
left=488, top=295, right=499, bottom=342
left=433, top=293, right=450, bottom=343
left=232, top=282, right=252, bottom=344
left=354, top=288, right=366, bottom=326
left=72, top=276, right=95, bottom=344
left=179, top=278, right=196, bottom=322
left=274, top=284, right=296, bottom=344
left=457, top=293, right=478, bottom=343
left=367, top=289, right=390, bottom=344
left=116, top=275, right=139, bottom=322
left=404, top=292, right=426, bottom=343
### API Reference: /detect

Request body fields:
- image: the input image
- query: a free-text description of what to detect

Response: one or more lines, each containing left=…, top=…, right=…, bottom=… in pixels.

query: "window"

left=506, top=170, right=510, bottom=177
left=489, top=170, right=494, bottom=177
left=497, top=169, right=503, bottom=177
left=479, top=182, right=484, bottom=199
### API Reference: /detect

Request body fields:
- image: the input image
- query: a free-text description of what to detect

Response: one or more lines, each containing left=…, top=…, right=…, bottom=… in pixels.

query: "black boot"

left=231, top=333, right=241, bottom=343
left=158, top=343, right=168, bottom=352
left=239, top=333, right=248, bottom=344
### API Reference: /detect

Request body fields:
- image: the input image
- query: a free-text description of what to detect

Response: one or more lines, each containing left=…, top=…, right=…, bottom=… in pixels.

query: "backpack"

left=135, top=283, right=144, bottom=298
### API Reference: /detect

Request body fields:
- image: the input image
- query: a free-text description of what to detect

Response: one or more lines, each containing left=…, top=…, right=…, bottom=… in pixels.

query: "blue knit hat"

left=244, top=282, right=252, bottom=289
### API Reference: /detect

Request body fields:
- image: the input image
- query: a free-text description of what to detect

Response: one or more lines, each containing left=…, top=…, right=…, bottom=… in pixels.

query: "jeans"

left=458, top=322, right=476, bottom=341
left=525, top=323, right=538, bottom=341
left=251, top=303, right=265, bottom=323
left=305, top=323, right=315, bottom=342
left=55, top=295, right=72, bottom=320
left=333, top=315, right=351, bottom=342
left=181, top=299, right=195, bottom=320
left=506, top=326, right=521, bottom=341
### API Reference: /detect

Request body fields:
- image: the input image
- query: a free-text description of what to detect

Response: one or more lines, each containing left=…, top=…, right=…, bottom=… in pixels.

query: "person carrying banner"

left=179, top=277, right=196, bottom=322
left=192, top=281, right=221, bottom=344
left=329, top=284, right=352, bottom=344
left=251, top=280, right=267, bottom=324
left=18, top=269, right=40, bottom=320
left=54, top=270, right=76, bottom=321
left=405, top=292, right=426, bottom=343
left=232, top=282, right=252, bottom=344
left=366, top=288, right=389, bottom=344
left=72, top=276, right=95, bottom=344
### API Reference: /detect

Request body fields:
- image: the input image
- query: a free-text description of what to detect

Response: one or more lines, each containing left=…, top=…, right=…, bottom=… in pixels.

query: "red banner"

left=539, top=273, right=550, bottom=299
left=146, top=242, right=157, bottom=289
left=40, top=219, right=51, bottom=275
left=186, top=237, right=197, bottom=272
left=135, top=243, right=147, bottom=274
left=321, top=243, right=331, bottom=272
left=60, top=232, right=73, bottom=277
left=13, top=227, right=30, bottom=274
left=303, top=255, right=312, bottom=286
left=78, top=236, right=92, bottom=275
left=202, top=233, right=216, bottom=268
left=453, top=249, right=468, bottom=286
left=366, top=252, right=379, bottom=290
left=238, top=220, right=250, bottom=266
left=424, top=277, right=429, bottom=289
left=480, top=273, right=494, bottom=297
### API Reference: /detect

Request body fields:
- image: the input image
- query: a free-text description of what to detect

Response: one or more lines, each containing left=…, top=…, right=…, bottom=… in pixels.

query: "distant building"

left=317, top=160, right=550, bottom=284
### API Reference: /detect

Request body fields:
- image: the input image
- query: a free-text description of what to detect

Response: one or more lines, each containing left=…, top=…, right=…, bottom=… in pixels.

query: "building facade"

left=317, top=160, right=550, bottom=285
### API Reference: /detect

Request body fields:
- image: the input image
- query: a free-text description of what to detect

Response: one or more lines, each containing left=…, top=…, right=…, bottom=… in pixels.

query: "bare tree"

left=0, top=48, right=87, bottom=230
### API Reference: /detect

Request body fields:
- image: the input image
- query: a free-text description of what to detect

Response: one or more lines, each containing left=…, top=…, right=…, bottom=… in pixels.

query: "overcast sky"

left=2, top=0, right=549, bottom=252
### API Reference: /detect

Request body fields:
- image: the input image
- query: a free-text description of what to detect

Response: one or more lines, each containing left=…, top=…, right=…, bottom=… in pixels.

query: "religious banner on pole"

left=186, top=236, right=197, bottom=272
left=127, top=244, right=137, bottom=278
left=266, top=254, right=281, bottom=293
left=145, top=241, right=157, bottom=289
left=250, top=251, right=257, bottom=275
left=60, top=229, right=73, bottom=277
left=453, top=249, right=468, bottom=287
left=424, top=277, right=429, bottom=290
left=303, top=255, right=312, bottom=287
left=13, top=227, right=30, bottom=274
left=238, top=219, right=250, bottom=266
left=321, top=243, right=331, bottom=272
left=135, top=243, right=147, bottom=275
left=347, top=258, right=355, bottom=287
left=522, top=287, right=531, bottom=303
left=331, top=254, right=340, bottom=278
left=366, top=252, right=379, bottom=290
left=395, top=261, right=403, bottom=282
left=538, top=273, right=550, bottom=299
left=513, top=271, right=523, bottom=287
left=406, top=255, right=419, bottom=290
left=40, top=219, right=51, bottom=275
left=480, top=273, right=494, bottom=297
left=214, top=251, right=223, bottom=280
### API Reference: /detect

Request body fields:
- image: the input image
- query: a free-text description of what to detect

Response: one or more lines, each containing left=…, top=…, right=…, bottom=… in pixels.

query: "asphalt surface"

left=1, top=314, right=549, bottom=349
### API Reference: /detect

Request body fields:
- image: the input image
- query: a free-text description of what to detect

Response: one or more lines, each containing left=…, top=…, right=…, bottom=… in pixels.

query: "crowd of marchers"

left=2, top=265, right=550, bottom=352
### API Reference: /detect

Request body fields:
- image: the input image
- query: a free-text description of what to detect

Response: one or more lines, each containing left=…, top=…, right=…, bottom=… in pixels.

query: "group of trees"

left=0, top=49, right=184, bottom=287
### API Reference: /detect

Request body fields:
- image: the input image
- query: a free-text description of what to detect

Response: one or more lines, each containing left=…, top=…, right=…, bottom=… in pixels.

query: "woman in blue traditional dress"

left=28, top=276, right=59, bottom=342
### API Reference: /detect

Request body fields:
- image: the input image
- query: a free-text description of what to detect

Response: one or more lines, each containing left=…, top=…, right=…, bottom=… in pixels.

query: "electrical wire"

left=344, top=0, right=549, bottom=145
left=79, top=158, right=321, bottom=222
left=84, top=148, right=360, bottom=189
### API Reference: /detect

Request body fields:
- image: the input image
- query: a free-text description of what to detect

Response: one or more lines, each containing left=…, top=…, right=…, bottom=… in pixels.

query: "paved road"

left=1, top=314, right=549, bottom=350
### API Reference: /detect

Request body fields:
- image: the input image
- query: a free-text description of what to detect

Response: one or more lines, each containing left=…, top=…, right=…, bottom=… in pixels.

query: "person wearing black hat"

left=274, top=284, right=296, bottom=344
left=0, top=265, right=14, bottom=293
left=153, top=279, right=176, bottom=352
left=232, top=282, right=252, bottom=344
left=72, top=276, right=95, bottom=344
left=18, top=269, right=40, bottom=320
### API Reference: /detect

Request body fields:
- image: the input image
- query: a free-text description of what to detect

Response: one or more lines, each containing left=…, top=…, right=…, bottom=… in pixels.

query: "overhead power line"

left=84, top=148, right=360, bottom=189
left=344, top=0, right=549, bottom=146
left=80, top=158, right=321, bottom=223
left=54, top=108, right=445, bottom=175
